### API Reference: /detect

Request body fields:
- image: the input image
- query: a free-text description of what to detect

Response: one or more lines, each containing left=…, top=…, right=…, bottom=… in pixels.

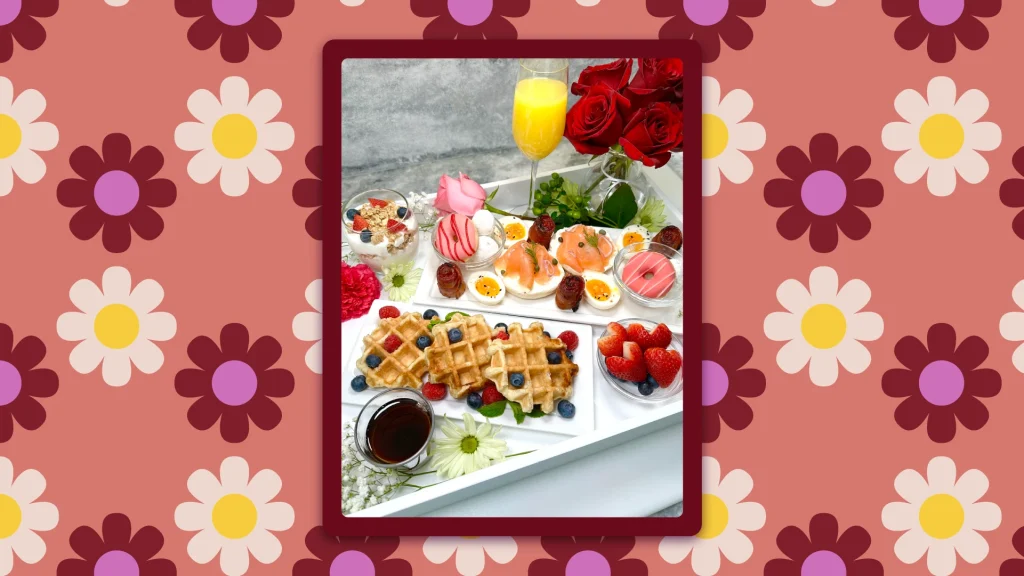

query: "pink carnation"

left=342, top=261, right=381, bottom=322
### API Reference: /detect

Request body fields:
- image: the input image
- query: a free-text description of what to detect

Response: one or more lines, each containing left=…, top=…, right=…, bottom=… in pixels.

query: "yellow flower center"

left=621, top=232, right=645, bottom=247
left=212, top=113, right=258, bottom=159
left=696, top=494, right=729, bottom=540
left=702, top=113, right=729, bottom=160
left=505, top=222, right=526, bottom=241
left=919, top=494, right=964, bottom=539
left=93, top=304, right=140, bottom=350
left=800, top=304, right=846, bottom=349
left=586, top=279, right=613, bottom=301
left=212, top=494, right=258, bottom=539
left=0, top=114, right=22, bottom=159
left=474, top=277, right=501, bottom=297
left=919, top=113, right=964, bottom=160
left=0, top=494, right=21, bottom=539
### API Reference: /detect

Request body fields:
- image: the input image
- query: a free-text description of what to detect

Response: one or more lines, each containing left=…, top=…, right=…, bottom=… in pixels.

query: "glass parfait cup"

left=342, top=189, right=419, bottom=273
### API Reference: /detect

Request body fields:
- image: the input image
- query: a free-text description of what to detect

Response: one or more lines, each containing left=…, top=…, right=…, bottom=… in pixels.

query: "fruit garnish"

left=597, top=322, right=626, bottom=357
left=492, top=330, right=510, bottom=341
left=382, top=334, right=402, bottom=353
left=421, top=382, right=447, bottom=401
left=368, top=198, right=388, bottom=208
left=386, top=219, right=406, bottom=233
left=644, top=347, right=681, bottom=388
left=557, top=399, right=575, bottom=418
left=481, top=382, right=504, bottom=405
left=352, top=214, right=368, bottom=231
left=556, top=330, right=579, bottom=352
left=378, top=306, right=400, bottom=319
left=626, top=323, right=672, bottom=351
left=605, top=354, right=646, bottom=382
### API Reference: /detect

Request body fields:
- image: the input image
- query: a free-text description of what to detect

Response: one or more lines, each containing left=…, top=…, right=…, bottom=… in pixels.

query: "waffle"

left=356, top=312, right=431, bottom=389
left=483, top=322, right=578, bottom=414
left=424, top=314, right=494, bottom=399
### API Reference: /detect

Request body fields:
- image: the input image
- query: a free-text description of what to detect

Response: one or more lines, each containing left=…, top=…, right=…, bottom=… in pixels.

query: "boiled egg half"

left=582, top=271, right=621, bottom=310
left=499, top=216, right=528, bottom=246
left=467, top=271, right=506, bottom=305
left=615, top=225, right=652, bottom=251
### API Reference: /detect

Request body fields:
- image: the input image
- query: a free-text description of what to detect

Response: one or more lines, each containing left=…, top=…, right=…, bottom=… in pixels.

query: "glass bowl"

left=343, top=189, right=420, bottom=273
left=597, top=318, right=683, bottom=403
left=431, top=215, right=506, bottom=271
left=612, top=241, right=682, bottom=309
left=352, top=388, right=434, bottom=471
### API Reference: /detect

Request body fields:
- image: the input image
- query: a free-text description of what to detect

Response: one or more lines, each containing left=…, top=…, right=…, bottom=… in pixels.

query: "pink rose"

left=434, top=173, right=487, bottom=216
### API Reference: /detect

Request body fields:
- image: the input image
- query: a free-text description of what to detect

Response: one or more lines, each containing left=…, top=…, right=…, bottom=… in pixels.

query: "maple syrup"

left=366, top=398, right=432, bottom=464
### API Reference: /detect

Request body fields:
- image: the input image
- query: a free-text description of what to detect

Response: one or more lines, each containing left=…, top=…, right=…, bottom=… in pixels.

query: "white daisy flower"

left=0, top=76, right=59, bottom=197
left=997, top=279, right=1024, bottom=373
left=576, top=0, right=601, bottom=5
left=174, top=76, right=295, bottom=197
left=292, top=279, right=322, bottom=374
left=882, top=76, right=1000, bottom=197
left=56, top=266, right=177, bottom=387
left=341, top=0, right=365, bottom=4
left=813, top=0, right=836, bottom=5
left=659, top=456, right=765, bottom=576
left=763, top=266, right=884, bottom=386
left=105, top=0, right=129, bottom=5
left=882, top=456, right=1000, bottom=576
left=174, top=456, right=295, bottom=576
left=422, top=536, right=518, bottom=576
left=0, top=457, right=58, bottom=576
left=702, top=76, right=766, bottom=196
left=431, top=414, right=507, bottom=479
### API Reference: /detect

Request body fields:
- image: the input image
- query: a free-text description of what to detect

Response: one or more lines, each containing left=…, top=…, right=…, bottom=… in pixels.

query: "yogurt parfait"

left=343, top=189, right=419, bottom=272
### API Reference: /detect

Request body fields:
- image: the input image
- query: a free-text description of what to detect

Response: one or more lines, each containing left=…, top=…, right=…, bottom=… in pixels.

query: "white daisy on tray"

left=659, top=456, right=765, bottom=576
left=882, top=456, right=1000, bottom=576
left=882, top=76, right=1001, bottom=197
left=702, top=76, right=766, bottom=197
left=56, top=266, right=177, bottom=387
left=174, top=456, right=295, bottom=576
left=422, top=536, right=518, bottom=576
left=381, top=261, right=422, bottom=302
left=0, top=457, right=59, bottom=576
left=763, top=265, right=884, bottom=386
left=431, top=414, right=507, bottom=480
left=292, top=279, right=322, bottom=374
left=174, top=76, right=295, bottom=196
left=0, top=76, right=59, bottom=197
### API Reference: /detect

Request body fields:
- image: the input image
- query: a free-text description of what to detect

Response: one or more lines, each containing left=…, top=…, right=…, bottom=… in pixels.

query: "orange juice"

left=512, top=77, right=568, bottom=161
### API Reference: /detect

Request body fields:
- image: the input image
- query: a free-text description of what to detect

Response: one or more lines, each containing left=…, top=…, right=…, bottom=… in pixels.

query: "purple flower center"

left=801, top=170, right=847, bottom=217
left=919, top=360, right=964, bottom=406
left=566, top=551, right=611, bottom=576
left=702, top=360, right=729, bottom=406
left=331, top=551, right=374, bottom=576
left=94, top=550, right=140, bottom=576
left=801, top=550, right=847, bottom=576
left=0, top=361, right=21, bottom=407
left=212, top=0, right=258, bottom=26
left=0, top=0, right=21, bottom=27
left=683, top=0, right=729, bottom=26
left=919, top=0, right=964, bottom=26
left=212, top=360, right=258, bottom=406
left=94, top=170, right=140, bottom=217
left=447, top=0, right=493, bottom=26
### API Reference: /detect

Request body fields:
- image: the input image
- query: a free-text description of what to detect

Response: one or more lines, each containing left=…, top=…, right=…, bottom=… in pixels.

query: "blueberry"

left=495, top=322, right=508, bottom=331
left=397, top=206, right=408, bottom=219
left=638, top=380, right=656, bottom=396
left=557, top=400, right=576, bottom=418
left=543, top=331, right=551, bottom=338
left=546, top=351, right=562, bottom=365
left=365, top=354, right=382, bottom=369
left=423, top=309, right=439, bottom=320
left=448, top=328, right=463, bottom=343
left=346, top=208, right=359, bottom=220
left=350, top=375, right=368, bottom=392
left=565, top=350, right=574, bottom=361
left=509, top=373, right=525, bottom=388
left=467, top=392, right=483, bottom=409
left=360, top=229, right=372, bottom=243
left=416, top=335, right=432, bottom=350
left=646, top=374, right=659, bottom=388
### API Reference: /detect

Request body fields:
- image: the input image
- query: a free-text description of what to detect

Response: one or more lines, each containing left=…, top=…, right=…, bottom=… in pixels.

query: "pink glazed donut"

left=621, top=251, right=676, bottom=298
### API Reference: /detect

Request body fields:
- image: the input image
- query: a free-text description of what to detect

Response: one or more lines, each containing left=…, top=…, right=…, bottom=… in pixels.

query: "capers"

left=578, top=242, right=584, bottom=247
left=598, top=229, right=606, bottom=235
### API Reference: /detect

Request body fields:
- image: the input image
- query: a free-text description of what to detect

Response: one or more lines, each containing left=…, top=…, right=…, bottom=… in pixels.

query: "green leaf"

left=487, top=185, right=500, bottom=201
left=629, top=197, right=667, bottom=232
left=527, top=406, right=546, bottom=418
left=600, top=184, right=639, bottom=228
left=477, top=400, right=507, bottom=418
left=509, top=402, right=526, bottom=424
left=444, top=311, right=470, bottom=322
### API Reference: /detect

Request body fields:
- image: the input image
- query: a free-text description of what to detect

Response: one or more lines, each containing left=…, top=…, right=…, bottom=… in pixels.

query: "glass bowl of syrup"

left=353, top=388, right=434, bottom=471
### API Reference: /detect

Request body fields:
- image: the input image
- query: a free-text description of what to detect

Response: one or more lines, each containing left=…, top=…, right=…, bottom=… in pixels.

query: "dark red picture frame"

left=323, top=39, right=702, bottom=537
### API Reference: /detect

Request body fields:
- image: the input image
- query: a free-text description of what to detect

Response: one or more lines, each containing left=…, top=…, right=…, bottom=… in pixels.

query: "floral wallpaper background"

left=2, top=0, right=1024, bottom=575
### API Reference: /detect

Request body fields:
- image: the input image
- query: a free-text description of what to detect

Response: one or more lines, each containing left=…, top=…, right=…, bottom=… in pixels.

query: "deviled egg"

left=615, top=225, right=652, bottom=251
left=467, top=271, right=506, bottom=305
left=499, top=216, right=528, bottom=246
left=582, top=271, right=621, bottom=310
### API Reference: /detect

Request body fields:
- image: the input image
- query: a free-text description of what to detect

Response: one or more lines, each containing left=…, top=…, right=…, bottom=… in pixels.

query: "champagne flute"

left=512, top=58, right=569, bottom=218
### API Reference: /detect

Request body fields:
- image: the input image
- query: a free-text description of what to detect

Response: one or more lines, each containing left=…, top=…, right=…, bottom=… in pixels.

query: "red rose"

left=626, top=58, right=684, bottom=108
left=619, top=102, right=683, bottom=168
left=570, top=58, right=633, bottom=96
left=563, top=84, right=633, bottom=156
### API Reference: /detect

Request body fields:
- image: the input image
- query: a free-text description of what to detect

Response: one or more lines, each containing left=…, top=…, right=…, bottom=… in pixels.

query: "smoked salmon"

left=555, top=224, right=616, bottom=275
left=494, top=241, right=562, bottom=296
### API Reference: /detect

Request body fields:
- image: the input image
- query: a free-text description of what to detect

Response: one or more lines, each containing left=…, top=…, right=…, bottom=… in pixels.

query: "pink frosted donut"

left=622, top=251, right=676, bottom=298
left=434, top=213, right=479, bottom=262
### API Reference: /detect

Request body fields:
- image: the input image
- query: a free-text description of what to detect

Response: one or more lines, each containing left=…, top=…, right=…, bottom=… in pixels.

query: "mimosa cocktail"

left=512, top=77, right=568, bottom=161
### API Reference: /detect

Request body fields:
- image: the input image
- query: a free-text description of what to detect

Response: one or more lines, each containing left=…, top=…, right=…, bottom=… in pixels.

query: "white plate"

left=343, top=299, right=596, bottom=437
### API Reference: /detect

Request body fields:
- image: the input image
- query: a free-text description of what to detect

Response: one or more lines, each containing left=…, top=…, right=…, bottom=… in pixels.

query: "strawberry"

left=368, top=198, right=388, bottom=208
left=648, top=324, right=673, bottom=349
left=622, top=341, right=645, bottom=364
left=557, top=330, right=579, bottom=352
left=382, top=334, right=402, bottom=354
left=492, top=330, right=509, bottom=341
left=386, top=219, right=406, bottom=233
left=481, top=382, right=504, bottom=405
left=605, top=354, right=647, bottom=383
left=645, top=347, right=682, bottom=388
left=421, top=382, right=447, bottom=401
left=378, top=306, right=400, bottom=319
left=597, top=322, right=626, bottom=357
left=626, top=323, right=673, bottom=351
left=351, top=214, right=368, bottom=232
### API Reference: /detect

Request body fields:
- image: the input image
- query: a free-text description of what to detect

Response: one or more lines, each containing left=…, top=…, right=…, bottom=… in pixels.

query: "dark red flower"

left=764, top=513, right=883, bottom=576
left=882, top=323, right=1000, bottom=443
left=702, top=323, right=765, bottom=443
left=998, top=146, right=1024, bottom=241
left=57, top=513, right=176, bottom=576
left=412, top=0, right=529, bottom=40
left=528, top=537, right=646, bottom=576
left=570, top=58, right=633, bottom=96
left=0, top=0, right=56, bottom=63
left=57, top=134, right=176, bottom=254
left=647, top=0, right=765, bottom=63
left=619, top=102, right=683, bottom=168
left=764, top=133, right=883, bottom=254
left=0, top=323, right=57, bottom=443
left=175, top=0, right=294, bottom=63
left=293, top=527, right=412, bottom=576
left=564, top=84, right=633, bottom=156
left=293, top=146, right=323, bottom=241
left=1000, top=526, right=1024, bottom=575
left=174, top=323, right=295, bottom=443
left=625, top=58, right=684, bottom=109
left=883, top=0, right=1000, bottom=64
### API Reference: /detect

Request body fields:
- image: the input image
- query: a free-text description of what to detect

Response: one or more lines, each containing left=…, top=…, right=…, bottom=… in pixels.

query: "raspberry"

left=556, top=331, right=579, bottom=352
left=378, top=306, right=400, bottom=319
left=382, top=334, right=402, bottom=354
left=481, top=382, right=504, bottom=405
left=492, top=330, right=509, bottom=341
left=421, top=382, right=447, bottom=401
left=351, top=214, right=368, bottom=232
left=368, top=198, right=388, bottom=208
left=386, top=219, right=406, bottom=233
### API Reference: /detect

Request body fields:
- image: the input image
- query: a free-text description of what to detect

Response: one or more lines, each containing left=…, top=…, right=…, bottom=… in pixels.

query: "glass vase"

left=583, top=150, right=654, bottom=224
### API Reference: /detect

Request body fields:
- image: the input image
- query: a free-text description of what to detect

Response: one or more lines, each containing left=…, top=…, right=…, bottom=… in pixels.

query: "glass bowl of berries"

left=343, top=189, right=419, bottom=273
left=596, top=318, right=682, bottom=403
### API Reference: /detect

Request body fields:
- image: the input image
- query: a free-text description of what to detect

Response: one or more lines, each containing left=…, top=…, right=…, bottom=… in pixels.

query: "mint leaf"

left=444, top=311, right=470, bottom=322
left=601, top=184, right=639, bottom=228
left=527, top=406, right=546, bottom=418
left=509, top=402, right=527, bottom=424
left=477, top=400, right=507, bottom=418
